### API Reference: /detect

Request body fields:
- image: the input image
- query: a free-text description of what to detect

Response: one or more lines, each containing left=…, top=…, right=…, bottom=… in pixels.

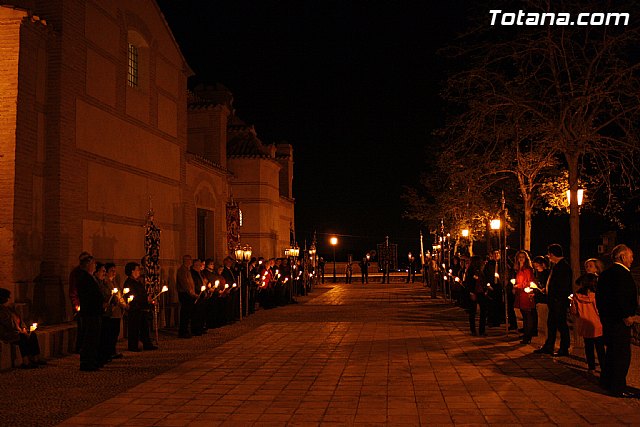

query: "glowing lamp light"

left=566, top=189, right=585, bottom=206
left=30, top=323, right=38, bottom=332
left=461, top=229, right=469, bottom=237
left=234, top=245, right=244, bottom=260
left=330, top=236, right=338, bottom=246
left=490, top=219, right=501, bottom=230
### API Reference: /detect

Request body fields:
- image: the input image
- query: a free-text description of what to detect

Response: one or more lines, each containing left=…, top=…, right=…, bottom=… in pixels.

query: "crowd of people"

left=439, top=243, right=639, bottom=398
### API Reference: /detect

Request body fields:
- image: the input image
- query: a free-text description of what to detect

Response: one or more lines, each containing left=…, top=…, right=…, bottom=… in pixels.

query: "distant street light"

left=330, top=236, right=338, bottom=283
left=490, top=219, right=501, bottom=230
left=461, top=229, right=469, bottom=237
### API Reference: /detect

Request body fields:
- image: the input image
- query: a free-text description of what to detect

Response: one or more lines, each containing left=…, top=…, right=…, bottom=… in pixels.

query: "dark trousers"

left=108, top=317, right=121, bottom=356
left=468, top=295, right=488, bottom=335
left=17, top=332, right=41, bottom=357
left=601, top=322, right=632, bottom=392
left=75, top=315, right=83, bottom=353
left=99, top=316, right=112, bottom=362
left=520, top=309, right=535, bottom=341
left=543, top=300, right=570, bottom=351
left=192, top=297, right=206, bottom=335
left=584, top=336, right=605, bottom=371
left=127, top=310, right=151, bottom=350
left=487, top=286, right=504, bottom=326
left=346, top=273, right=352, bottom=284
left=362, top=271, right=368, bottom=284
left=506, top=285, right=517, bottom=328
left=531, top=307, right=538, bottom=335
left=80, top=315, right=101, bottom=369
left=178, top=292, right=194, bottom=336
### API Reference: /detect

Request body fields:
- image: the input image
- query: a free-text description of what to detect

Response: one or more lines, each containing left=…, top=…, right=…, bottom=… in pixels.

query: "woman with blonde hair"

left=513, top=250, right=536, bottom=344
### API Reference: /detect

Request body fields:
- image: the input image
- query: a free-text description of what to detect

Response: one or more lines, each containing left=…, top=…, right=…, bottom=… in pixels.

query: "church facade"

left=0, top=0, right=294, bottom=324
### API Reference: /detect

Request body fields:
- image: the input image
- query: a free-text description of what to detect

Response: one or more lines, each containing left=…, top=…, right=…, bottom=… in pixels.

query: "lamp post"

left=330, top=236, right=338, bottom=283
left=234, top=244, right=252, bottom=320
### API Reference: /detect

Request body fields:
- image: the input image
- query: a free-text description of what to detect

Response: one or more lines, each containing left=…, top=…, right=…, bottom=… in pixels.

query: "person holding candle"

left=464, top=256, right=488, bottom=337
left=0, top=288, right=45, bottom=369
left=512, top=251, right=536, bottom=344
left=104, top=263, right=125, bottom=359
left=124, top=262, right=157, bottom=352
left=570, top=273, right=604, bottom=374
left=95, top=262, right=113, bottom=365
left=176, top=255, right=196, bottom=338
left=190, top=258, right=207, bottom=335
left=76, top=253, right=104, bottom=371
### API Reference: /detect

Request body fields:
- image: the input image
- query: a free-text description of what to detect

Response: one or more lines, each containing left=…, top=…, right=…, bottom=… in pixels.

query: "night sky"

left=157, top=0, right=467, bottom=260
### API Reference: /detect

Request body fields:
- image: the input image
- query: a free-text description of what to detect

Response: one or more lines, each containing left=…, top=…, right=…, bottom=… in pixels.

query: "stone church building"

left=0, top=0, right=294, bottom=324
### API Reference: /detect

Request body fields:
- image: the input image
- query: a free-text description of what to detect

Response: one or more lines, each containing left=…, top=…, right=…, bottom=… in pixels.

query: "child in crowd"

left=570, top=273, right=605, bottom=373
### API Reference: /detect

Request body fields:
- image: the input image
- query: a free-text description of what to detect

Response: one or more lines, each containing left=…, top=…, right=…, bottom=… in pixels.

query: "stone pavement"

left=4, top=284, right=640, bottom=426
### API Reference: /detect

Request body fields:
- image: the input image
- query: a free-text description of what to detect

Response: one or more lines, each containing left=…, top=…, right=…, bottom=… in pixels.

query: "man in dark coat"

left=596, top=244, right=639, bottom=398
left=534, top=244, right=572, bottom=356
left=75, top=253, right=104, bottom=371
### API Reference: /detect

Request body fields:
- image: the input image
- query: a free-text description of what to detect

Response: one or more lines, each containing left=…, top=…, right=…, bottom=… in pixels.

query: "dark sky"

left=157, top=0, right=467, bottom=260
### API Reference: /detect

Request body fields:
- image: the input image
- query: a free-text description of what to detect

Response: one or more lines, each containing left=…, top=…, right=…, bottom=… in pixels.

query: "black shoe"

left=553, top=350, right=569, bottom=357
left=518, top=328, right=524, bottom=333
left=508, top=325, right=518, bottom=331
left=128, top=348, right=141, bottom=352
left=470, top=331, right=477, bottom=336
left=20, top=363, right=37, bottom=369
left=143, top=345, right=158, bottom=351
left=609, top=390, right=640, bottom=398
left=111, top=353, right=124, bottom=359
left=533, top=347, right=553, bottom=355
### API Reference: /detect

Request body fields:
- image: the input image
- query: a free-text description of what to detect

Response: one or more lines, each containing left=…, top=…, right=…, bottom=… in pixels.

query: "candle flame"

left=112, top=288, right=118, bottom=294
left=201, top=285, right=206, bottom=292
left=161, top=285, right=168, bottom=293
left=494, top=273, right=499, bottom=278
left=123, top=288, right=130, bottom=294
left=232, top=283, right=237, bottom=287
left=127, top=295, right=134, bottom=303
left=524, top=287, right=532, bottom=293
left=529, top=282, right=538, bottom=289
left=30, top=323, right=38, bottom=332
left=510, top=279, right=516, bottom=285
left=225, top=284, right=229, bottom=289
left=454, top=277, right=460, bottom=282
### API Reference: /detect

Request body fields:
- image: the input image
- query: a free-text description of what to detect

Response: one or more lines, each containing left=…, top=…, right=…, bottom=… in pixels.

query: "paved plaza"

left=3, top=283, right=640, bottom=426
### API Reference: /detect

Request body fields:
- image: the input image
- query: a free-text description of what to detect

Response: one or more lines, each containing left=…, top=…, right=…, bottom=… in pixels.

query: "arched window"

left=126, top=30, right=149, bottom=90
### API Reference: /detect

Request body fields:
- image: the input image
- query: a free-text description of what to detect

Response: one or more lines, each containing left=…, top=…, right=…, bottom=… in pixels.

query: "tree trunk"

left=469, top=239, right=474, bottom=257
left=567, top=152, right=581, bottom=289
left=523, top=194, right=532, bottom=252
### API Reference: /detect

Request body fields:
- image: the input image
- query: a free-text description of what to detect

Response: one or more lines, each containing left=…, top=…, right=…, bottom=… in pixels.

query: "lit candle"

left=215, top=280, right=220, bottom=287
left=232, top=283, right=237, bottom=288
left=283, top=278, right=289, bottom=283
left=524, top=287, right=532, bottom=293
left=529, top=282, right=538, bottom=289
left=510, top=279, right=516, bottom=285
left=443, top=276, right=448, bottom=281
left=127, top=295, right=134, bottom=303
left=29, top=323, right=38, bottom=332
left=442, top=263, right=446, bottom=269
left=255, top=274, right=260, bottom=279
left=161, top=285, right=168, bottom=293
left=112, top=288, right=118, bottom=294
left=225, top=284, right=229, bottom=289
left=494, top=273, right=499, bottom=278
left=201, top=285, right=206, bottom=292
left=449, top=269, right=452, bottom=274
left=454, top=277, right=460, bottom=282
left=123, top=288, right=130, bottom=294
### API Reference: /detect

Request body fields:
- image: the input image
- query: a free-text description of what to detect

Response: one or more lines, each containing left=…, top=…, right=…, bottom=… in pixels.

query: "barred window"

left=127, top=43, right=138, bottom=87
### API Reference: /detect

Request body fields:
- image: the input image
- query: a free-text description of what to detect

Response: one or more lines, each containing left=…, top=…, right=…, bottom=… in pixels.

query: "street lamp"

left=330, top=236, right=338, bottom=283
left=461, top=229, right=469, bottom=237
left=490, top=219, right=501, bottom=230
left=565, top=188, right=584, bottom=206
left=234, top=244, right=252, bottom=320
